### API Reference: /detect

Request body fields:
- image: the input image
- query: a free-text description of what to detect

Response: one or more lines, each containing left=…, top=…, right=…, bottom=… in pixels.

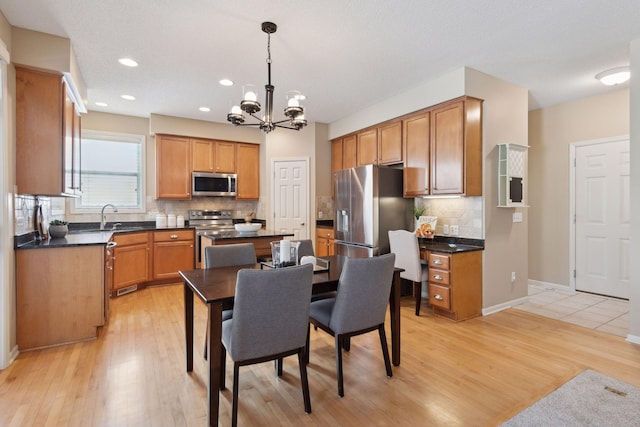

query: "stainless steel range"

left=189, top=209, right=236, bottom=267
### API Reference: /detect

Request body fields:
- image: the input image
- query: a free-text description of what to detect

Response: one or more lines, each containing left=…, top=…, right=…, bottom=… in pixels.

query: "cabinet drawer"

left=154, top=230, right=194, bottom=242
left=428, top=253, right=450, bottom=270
left=429, top=284, right=451, bottom=310
left=429, top=268, right=450, bottom=285
left=113, top=231, right=149, bottom=246
left=316, top=227, right=334, bottom=239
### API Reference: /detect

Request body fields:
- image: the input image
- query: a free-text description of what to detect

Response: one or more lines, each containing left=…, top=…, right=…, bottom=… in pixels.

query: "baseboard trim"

left=626, top=334, right=640, bottom=345
left=483, top=295, right=530, bottom=316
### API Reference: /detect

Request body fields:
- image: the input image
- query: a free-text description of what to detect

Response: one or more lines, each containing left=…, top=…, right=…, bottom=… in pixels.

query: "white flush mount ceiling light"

left=199, top=106, right=211, bottom=112
left=219, top=79, right=234, bottom=86
left=227, top=21, right=307, bottom=133
left=118, top=57, right=138, bottom=67
left=121, top=94, right=136, bottom=100
left=595, top=66, right=630, bottom=86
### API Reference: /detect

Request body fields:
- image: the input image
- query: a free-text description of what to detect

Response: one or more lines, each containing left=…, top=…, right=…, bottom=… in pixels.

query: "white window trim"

left=69, top=129, right=146, bottom=214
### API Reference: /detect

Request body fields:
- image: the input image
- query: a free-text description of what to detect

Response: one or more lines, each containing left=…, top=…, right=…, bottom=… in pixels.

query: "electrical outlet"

left=511, top=272, right=516, bottom=283
left=443, top=224, right=449, bottom=235
left=450, top=225, right=459, bottom=236
left=513, top=212, right=523, bottom=223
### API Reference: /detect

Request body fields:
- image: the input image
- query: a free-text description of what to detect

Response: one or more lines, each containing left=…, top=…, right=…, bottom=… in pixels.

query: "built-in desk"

left=419, top=237, right=483, bottom=321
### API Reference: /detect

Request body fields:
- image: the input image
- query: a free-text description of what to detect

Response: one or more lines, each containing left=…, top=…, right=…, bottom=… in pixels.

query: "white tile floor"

left=514, top=284, right=630, bottom=338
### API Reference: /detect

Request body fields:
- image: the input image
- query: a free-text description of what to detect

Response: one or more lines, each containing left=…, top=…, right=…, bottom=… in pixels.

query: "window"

left=71, top=130, right=145, bottom=213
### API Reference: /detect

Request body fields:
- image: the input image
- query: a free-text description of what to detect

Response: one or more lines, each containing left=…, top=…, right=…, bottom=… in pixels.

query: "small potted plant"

left=48, top=219, right=68, bottom=238
left=413, top=205, right=426, bottom=221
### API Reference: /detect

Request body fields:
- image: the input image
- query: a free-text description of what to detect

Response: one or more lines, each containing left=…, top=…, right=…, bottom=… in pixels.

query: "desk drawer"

left=316, top=227, right=334, bottom=239
left=428, top=253, right=450, bottom=270
left=429, top=269, right=450, bottom=285
left=154, top=229, right=194, bottom=242
left=429, top=284, right=451, bottom=310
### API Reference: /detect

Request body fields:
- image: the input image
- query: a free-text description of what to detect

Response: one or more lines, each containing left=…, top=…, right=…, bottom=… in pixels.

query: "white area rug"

left=503, top=369, right=640, bottom=426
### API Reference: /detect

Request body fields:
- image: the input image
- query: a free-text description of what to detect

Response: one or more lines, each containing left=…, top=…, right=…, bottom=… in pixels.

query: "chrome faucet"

left=100, top=204, right=118, bottom=230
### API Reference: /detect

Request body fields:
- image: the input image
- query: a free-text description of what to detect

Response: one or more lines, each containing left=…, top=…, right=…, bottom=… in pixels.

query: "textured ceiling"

left=1, top=0, right=639, bottom=124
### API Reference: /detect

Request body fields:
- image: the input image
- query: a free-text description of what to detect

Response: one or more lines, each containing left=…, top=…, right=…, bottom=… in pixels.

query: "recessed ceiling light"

left=199, top=107, right=211, bottom=112
left=121, top=94, right=136, bottom=101
left=219, top=79, right=234, bottom=86
left=118, top=58, right=139, bottom=67
left=95, top=102, right=108, bottom=107
left=595, top=66, right=630, bottom=86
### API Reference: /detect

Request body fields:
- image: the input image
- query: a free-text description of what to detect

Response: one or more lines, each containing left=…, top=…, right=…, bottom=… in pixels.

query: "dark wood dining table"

left=180, top=254, right=403, bottom=427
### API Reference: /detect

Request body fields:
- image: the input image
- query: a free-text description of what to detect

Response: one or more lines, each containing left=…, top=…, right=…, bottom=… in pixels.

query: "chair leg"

left=232, top=362, right=240, bottom=427
left=414, top=281, right=422, bottom=316
left=343, top=336, right=351, bottom=352
left=220, top=346, right=226, bottom=390
left=378, top=325, right=393, bottom=378
left=298, top=349, right=312, bottom=414
left=335, top=335, right=345, bottom=397
left=276, top=358, right=283, bottom=377
left=305, top=324, right=311, bottom=365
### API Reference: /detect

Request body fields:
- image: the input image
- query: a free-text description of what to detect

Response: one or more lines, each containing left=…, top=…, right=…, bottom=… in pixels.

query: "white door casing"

left=272, top=159, right=309, bottom=240
left=572, top=138, right=630, bottom=299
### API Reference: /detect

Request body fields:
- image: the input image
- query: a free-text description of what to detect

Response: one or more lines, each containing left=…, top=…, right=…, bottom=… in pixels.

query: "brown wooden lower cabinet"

left=316, top=227, right=335, bottom=257
left=112, top=232, right=151, bottom=294
left=422, top=250, right=482, bottom=321
left=152, top=230, right=195, bottom=280
left=16, top=245, right=105, bottom=350
left=111, top=229, right=195, bottom=296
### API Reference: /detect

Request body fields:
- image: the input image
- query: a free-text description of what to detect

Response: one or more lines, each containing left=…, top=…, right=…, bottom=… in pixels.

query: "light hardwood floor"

left=2, top=283, right=639, bottom=426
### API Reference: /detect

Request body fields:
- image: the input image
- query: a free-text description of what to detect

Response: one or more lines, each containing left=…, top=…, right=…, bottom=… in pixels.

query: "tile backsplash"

left=415, top=196, right=483, bottom=239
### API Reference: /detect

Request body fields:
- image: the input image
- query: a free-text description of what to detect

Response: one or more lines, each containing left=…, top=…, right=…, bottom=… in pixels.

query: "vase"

left=49, top=224, right=68, bottom=239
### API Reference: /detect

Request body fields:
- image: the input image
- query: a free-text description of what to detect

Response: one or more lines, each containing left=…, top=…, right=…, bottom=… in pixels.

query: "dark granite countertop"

left=202, top=229, right=294, bottom=241
left=316, top=220, right=333, bottom=228
left=15, top=222, right=196, bottom=250
left=418, top=236, right=484, bottom=254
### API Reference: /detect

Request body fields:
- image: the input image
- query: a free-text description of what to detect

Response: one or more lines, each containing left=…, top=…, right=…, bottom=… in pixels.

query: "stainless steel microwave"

left=192, top=172, right=237, bottom=197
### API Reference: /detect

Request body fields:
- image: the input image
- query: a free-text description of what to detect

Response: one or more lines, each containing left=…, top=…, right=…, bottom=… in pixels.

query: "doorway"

left=571, top=137, right=630, bottom=299
left=271, top=158, right=309, bottom=240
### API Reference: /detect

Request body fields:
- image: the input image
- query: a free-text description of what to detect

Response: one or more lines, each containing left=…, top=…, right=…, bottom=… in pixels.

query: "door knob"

left=300, top=222, right=305, bottom=226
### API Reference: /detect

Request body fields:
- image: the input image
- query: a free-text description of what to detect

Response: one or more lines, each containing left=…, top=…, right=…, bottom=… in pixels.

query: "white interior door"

left=575, top=139, right=630, bottom=298
left=272, top=159, right=308, bottom=240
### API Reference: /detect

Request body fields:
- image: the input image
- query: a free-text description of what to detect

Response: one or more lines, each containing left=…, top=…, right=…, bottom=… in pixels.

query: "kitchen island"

left=201, top=230, right=294, bottom=266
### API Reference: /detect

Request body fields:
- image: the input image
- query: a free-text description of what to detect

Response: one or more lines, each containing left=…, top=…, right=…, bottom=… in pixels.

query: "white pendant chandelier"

left=227, top=22, right=307, bottom=133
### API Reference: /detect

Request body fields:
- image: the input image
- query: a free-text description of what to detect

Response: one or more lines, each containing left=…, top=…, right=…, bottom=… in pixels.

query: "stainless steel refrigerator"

left=334, top=165, right=412, bottom=257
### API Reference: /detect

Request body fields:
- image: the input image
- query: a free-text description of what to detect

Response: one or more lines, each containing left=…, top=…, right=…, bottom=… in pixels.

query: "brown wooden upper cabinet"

left=342, top=134, right=357, bottom=169
left=403, top=112, right=430, bottom=197
left=156, top=134, right=192, bottom=199
left=356, top=128, right=378, bottom=166
left=430, top=97, right=482, bottom=196
left=378, top=120, right=403, bottom=165
left=236, top=143, right=260, bottom=200
left=16, top=66, right=82, bottom=197
left=330, top=95, right=483, bottom=198
left=157, top=134, right=259, bottom=200
left=192, top=138, right=237, bottom=173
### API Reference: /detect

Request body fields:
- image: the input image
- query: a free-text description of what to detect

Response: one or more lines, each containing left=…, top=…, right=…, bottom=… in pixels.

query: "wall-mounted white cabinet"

left=498, top=143, right=528, bottom=207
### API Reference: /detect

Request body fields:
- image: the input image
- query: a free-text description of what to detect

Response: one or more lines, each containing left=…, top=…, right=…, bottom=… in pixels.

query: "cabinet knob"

left=170, top=234, right=178, bottom=239
left=433, top=259, right=442, bottom=265
left=434, top=294, right=444, bottom=301
left=433, top=274, right=443, bottom=280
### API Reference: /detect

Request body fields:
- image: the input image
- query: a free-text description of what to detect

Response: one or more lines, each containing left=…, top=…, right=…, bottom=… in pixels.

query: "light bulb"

left=244, top=91, right=257, bottom=102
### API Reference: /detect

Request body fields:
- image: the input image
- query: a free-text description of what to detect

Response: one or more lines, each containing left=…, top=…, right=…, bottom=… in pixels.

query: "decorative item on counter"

left=244, top=211, right=255, bottom=223
left=155, top=213, right=167, bottom=228
left=413, top=204, right=426, bottom=221
left=48, top=219, right=68, bottom=239
left=269, top=240, right=300, bottom=268
left=33, top=197, right=47, bottom=240
left=176, top=215, right=185, bottom=227
left=167, top=214, right=177, bottom=228
left=416, top=216, right=437, bottom=239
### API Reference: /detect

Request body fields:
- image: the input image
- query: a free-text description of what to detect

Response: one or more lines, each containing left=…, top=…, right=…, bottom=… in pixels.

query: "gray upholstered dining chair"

left=388, top=229, right=429, bottom=315
left=293, top=239, right=314, bottom=261
left=307, top=253, right=395, bottom=397
left=221, top=264, right=314, bottom=426
left=203, top=243, right=257, bottom=360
